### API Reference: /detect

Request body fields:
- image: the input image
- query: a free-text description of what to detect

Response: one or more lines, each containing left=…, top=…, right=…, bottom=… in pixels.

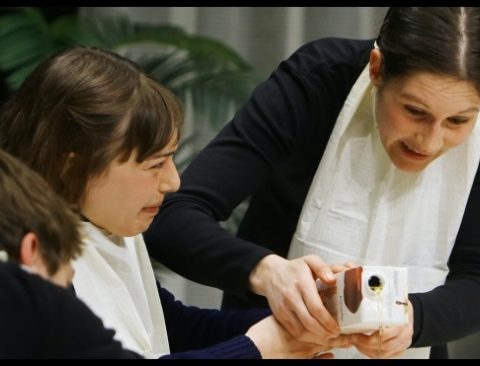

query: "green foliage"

left=0, top=7, right=262, bottom=129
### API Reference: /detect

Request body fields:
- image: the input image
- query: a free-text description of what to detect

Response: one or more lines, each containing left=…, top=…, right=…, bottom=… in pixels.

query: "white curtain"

left=82, top=7, right=387, bottom=76
left=80, top=7, right=389, bottom=309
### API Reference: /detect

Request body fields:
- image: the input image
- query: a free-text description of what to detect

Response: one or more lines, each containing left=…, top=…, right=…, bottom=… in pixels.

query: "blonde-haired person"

left=0, top=47, right=348, bottom=359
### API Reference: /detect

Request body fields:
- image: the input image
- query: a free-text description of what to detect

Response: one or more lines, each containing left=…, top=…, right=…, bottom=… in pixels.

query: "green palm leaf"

left=0, top=8, right=57, bottom=89
left=0, top=8, right=259, bottom=127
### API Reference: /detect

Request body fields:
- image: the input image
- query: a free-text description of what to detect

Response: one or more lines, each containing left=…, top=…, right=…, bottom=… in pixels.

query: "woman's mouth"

left=401, top=141, right=430, bottom=160
left=142, top=206, right=160, bottom=215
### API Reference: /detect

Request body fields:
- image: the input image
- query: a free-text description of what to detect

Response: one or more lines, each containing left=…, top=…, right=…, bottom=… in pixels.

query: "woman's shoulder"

left=298, top=37, right=374, bottom=57
left=286, top=37, right=374, bottom=74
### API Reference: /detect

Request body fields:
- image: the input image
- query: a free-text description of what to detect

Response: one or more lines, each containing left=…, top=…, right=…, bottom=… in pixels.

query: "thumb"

left=303, top=255, right=335, bottom=284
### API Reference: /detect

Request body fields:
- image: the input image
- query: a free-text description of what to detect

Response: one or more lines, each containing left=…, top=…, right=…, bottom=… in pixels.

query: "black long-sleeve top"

left=144, top=37, right=480, bottom=348
left=0, top=261, right=269, bottom=358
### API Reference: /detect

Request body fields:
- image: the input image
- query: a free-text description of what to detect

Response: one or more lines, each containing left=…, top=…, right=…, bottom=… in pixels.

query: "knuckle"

left=288, top=325, right=303, bottom=339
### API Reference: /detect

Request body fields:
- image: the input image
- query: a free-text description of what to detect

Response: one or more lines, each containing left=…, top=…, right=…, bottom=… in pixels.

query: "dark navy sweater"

left=0, top=261, right=269, bottom=358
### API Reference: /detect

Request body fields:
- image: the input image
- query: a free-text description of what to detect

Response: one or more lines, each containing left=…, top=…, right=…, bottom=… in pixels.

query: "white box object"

left=317, top=266, right=409, bottom=334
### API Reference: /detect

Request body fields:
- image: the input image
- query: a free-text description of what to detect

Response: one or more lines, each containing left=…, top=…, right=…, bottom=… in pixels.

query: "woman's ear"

left=61, top=152, right=76, bottom=178
left=369, top=48, right=383, bottom=87
left=19, top=232, right=41, bottom=267
left=19, top=232, right=50, bottom=278
left=19, top=232, right=53, bottom=281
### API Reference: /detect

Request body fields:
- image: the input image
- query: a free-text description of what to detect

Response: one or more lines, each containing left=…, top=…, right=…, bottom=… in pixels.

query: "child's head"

left=0, top=46, right=183, bottom=236
left=0, top=150, right=82, bottom=287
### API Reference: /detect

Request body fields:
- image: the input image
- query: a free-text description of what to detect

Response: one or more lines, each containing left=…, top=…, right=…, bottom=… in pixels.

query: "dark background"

left=0, top=7, right=78, bottom=106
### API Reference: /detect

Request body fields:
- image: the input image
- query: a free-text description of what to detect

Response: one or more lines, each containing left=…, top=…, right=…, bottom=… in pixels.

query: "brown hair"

left=0, top=46, right=183, bottom=207
left=377, top=7, right=480, bottom=92
left=0, top=149, right=83, bottom=275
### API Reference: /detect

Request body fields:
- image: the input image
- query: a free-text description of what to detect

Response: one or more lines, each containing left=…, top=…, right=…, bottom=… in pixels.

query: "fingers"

left=323, top=334, right=351, bottom=349
left=343, top=261, right=357, bottom=269
left=293, top=302, right=339, bottom=342
left=350, top=325, right=410, bottom=359
left=275, top=285, right=339, bottom=343
left=266, top=256, right=342, bottom=343
left=312, top=352, right=335, bottom=359
left=311, top=256, right=358, bottom=278
left=310, top=335, right=353, bottom=359
left=304, top=255, right=335, bottom=284
left=270, top=308, right=294, bottom=333
left=267, top=283, right=325, bottom=342
left=264, top=255, right=363, bottom=349
left=330, top=263, right=348, bottom=273
left=300, top=275, right=340, bottom=334
left=350, top=331, right=382, bottom=358
left=291, top=256, right=347, bottom=341
left=330, top=261, right=358, bottom=274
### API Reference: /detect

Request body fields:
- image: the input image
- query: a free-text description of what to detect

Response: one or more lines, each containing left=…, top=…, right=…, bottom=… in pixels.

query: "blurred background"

left=1, top=7, right=477, bottom=358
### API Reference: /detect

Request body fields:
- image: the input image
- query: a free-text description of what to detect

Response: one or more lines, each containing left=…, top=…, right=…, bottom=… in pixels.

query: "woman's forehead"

left=387, top=72, right=480, bottom=107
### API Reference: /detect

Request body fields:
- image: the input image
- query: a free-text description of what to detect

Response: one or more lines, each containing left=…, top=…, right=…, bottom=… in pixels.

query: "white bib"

left=73, top=222, right=170, bottom=358
left=288, top=65, right=480, bottom=358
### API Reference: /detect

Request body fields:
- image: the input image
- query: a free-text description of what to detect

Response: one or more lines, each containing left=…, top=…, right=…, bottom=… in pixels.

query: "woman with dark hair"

left=145, top=7, right=480, bottom=358
left=0, top=47, right=348, bottom=358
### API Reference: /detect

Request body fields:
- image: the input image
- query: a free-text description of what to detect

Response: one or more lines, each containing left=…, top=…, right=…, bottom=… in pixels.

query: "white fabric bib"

left=288, top=66, right=480, bottom=358
left=73, top=222, right=170, bottom=358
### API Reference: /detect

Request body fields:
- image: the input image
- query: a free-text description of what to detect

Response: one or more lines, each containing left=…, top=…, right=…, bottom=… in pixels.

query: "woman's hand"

left=246, top=314, right=350, bottom=359
left=350, top=300, right=414, bottom=358
left=248, top=254, right=345, bottom=344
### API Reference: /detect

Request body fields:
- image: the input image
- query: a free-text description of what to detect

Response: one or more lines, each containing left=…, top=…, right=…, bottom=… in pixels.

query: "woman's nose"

left=158, top=158, right=180, bottom=193
left=415, top=122, right=444, bottom=153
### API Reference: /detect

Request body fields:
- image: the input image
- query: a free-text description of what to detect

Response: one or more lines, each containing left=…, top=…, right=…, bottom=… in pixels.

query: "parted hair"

left=377, top=7, right=480, bottom=93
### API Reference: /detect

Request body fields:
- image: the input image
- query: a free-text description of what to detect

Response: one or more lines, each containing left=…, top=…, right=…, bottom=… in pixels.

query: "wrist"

left=249, top=254, right=285, bottom=296
left=245, top=327, right=268, bottom=358
left=245, top=316, right=280, bottom=358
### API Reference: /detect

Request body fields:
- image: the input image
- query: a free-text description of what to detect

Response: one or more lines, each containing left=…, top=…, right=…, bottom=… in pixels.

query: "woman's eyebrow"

left=150, top=149, right=177, bottom=159
left=401, top=93, right=479, bottom=114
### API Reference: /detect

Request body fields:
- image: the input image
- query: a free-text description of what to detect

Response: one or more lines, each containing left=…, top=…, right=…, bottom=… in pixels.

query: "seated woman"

left=0, top=47, right=349, bottom=359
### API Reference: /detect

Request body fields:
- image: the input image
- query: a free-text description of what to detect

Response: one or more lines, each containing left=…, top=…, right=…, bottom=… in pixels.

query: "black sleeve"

left=144, top=38, right=368, bottom=298
left=409, top=168, right=480, bottom=347
left=158, top=283, right=271, bottom=352
left=0, top=263, right=141, bottom=359
left=160, top=335, right=261, bottom=359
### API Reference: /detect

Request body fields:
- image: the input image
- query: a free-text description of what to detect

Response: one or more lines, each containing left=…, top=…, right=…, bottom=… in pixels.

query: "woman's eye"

left=152, top=162, right=165, bottom=169
left=448, top=117, right=469, bottom=125
left=404, top=105, right=426, bottom=116
left=149, top=160, right=166, bottom=169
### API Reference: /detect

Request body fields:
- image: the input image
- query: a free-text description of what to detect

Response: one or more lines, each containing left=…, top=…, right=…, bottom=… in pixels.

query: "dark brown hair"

left=0, top=46, right=183, bottom=207
left=377, top=7, right=480, bottom=92
left=0, top=149, right=83, bottom=275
